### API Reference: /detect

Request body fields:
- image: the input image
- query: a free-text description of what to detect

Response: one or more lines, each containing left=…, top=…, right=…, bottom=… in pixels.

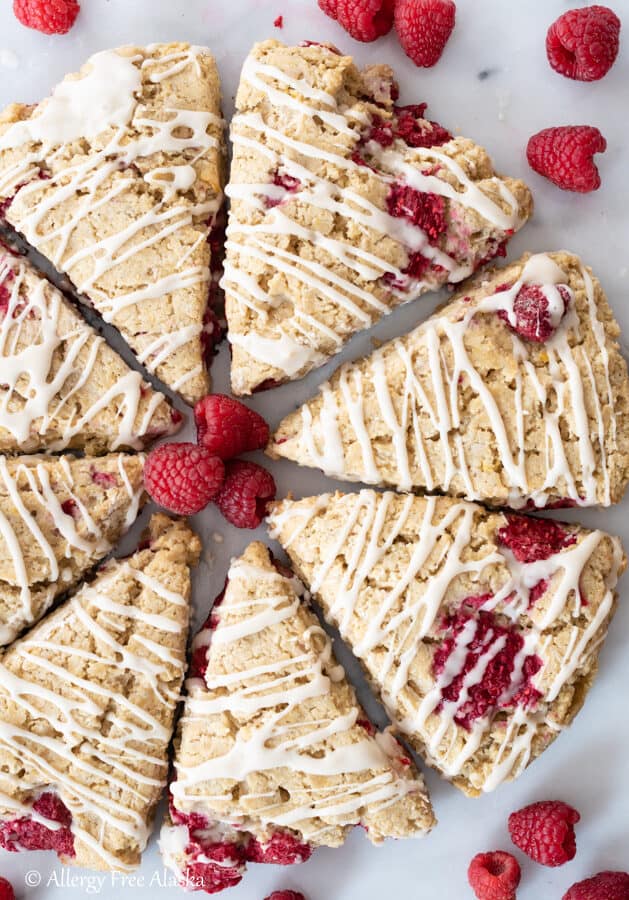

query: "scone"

left=269, top=251, right=629, bottom=509
left=0, top=452, right=145, bottom=644
left=0, top=514, right=200, bottom=871
left=0, top=44, right=225, bottom=405
left=160, top=542, right=434, bottom=894
left=0, top=248, right=180, bottom=452
left=269, top=491, right=626, bottom=796
left=223, top=39, right=533, bottom=395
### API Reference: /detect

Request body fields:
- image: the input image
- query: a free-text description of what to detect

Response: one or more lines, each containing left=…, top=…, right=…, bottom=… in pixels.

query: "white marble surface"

left=0, top=1, right=628, bottom=898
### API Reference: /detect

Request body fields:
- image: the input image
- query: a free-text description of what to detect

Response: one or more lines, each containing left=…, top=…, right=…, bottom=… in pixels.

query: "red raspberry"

left=247, top=831, right=312, bottom=865
left=144, top=443, right=225, bottom=516
left=214, top=460, right=276, bottom=529
left=394, top=0, right=456, bottom=68
left=498, top=283, right=571, bottom=342
left=264, top=893, right=306, bottom=900
left=547, top=6, right=621, bottom=82
left=433, top=608, right=542, bottom=728
left=468, top=851, right=521, bottom=900
left=0, top=879, right=14, bottom=900
left=508, top=800, right=580, bottom=867
left=274, top=14, right=283, bottom=28
left=386, top=185, right=447, bottom=242
left=13, top=0, right=80, bottom=34
left=33, top=792, right=72, bottom=827
left=527, top=126, right=607, bottom=193
left=497, top=515, right=576, bottom=563
left=194, top=394, right=270, bottom=460
left=563, top=871, right=629, bottom=900
left=318, top=0, right=394, bottom=41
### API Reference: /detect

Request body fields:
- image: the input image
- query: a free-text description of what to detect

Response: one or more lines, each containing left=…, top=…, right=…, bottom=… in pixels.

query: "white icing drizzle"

left=223, top=49, right=525, bottom=380
left=0, top=454, right=144, bottom=644
left=0, top=46, right=224, bottom=393
left=288, top=253, right=616, bottom=507
left=268, top=491, right=624, bottom=792
left=0, top=254, right=171, bottom=450
left=0, top=545, right=188, bottom=870
left=171, top=553, right=426, bottom=843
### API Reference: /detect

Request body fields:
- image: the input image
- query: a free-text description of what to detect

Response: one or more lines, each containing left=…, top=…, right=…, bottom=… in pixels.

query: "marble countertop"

left=0, top=1, right=627, bottom=898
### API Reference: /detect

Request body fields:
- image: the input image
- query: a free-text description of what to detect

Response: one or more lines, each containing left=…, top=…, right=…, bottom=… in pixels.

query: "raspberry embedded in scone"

left=160, top=542, right=435, bottom=893
left=0, top=251, right=179, bottom=453
left=0, top=452, right=146, bottom=644
left=0, top=44, right=226, bottom=405
left=0, top=514, right=200, bottom=871
left=268, top=491, right=626, bottom=796
left=223, top=39, right=532, bottom=395
left=268, top=251, right=629, bottom=509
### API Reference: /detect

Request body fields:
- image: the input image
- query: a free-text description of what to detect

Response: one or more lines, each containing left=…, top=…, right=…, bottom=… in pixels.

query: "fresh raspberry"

left=527, top=126, right=607, bottom=193
left=508, top=800, right=580, bottom=867
left=386, top=185, right=447, bottom=242
left=274, top=14, right=283, bottom=28
left=546, top=6, right=621, bottom=82
left=247, top=830, right=312, bottom=865
left=0, top=879, right=14, bottom=900
left=394, top=0, right=456, bottom=68
left=563, top=872, right=629, bottom=900
left=214, top=460, right=276, bottom=529
left=433, top=608, right=542, bottom=728
left=318, top=0, right=394, bottom=42
left=498, top=515, right=576, bottom=563
left=498, top=283, right=571, bottom=343
left=265, top=893, right=306, bottom=900
left=144, top=443, right=225, bottom=516
left=468, top=851, right=521, bottom=900
left=13, top=0, right=80, bottom=34
left=194, top=394, right=270, bottom=459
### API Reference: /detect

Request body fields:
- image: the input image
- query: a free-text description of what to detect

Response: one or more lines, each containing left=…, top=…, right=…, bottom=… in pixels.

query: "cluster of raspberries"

left=317, top=2, right=618, bottom=194
left=144, top=395, right=276, bottom=530
left=468, top=799, right=629, bottom=900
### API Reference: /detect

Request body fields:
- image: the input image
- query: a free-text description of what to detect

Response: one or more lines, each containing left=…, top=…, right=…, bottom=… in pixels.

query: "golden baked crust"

left=0, top=453, right=145, bottom=644
left=161, top=542, right=434, bottom=890
left=270, top=251, right=629, bottom=509
left=269, top=491, right=626, bottom=796
left=0, top=44, right=225, bottom=405
left=224, top=39, right=532, bottom=395
left=0, top=514, right=200, bottom=870
left=0, top=251, right=178, bottom=453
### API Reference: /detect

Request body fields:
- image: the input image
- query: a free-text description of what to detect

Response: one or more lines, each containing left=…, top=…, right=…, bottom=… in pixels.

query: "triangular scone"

left=0, top=249, right=179, bottom=453
left=269, top=491, right=626, bottom=796
left=223, top=39, right=532, bottom=395
left=269, top=251, right=629, bottom=508
left=0, top=514, right=200, bottom=871
left=160, top=542, right=434, bottom=894
left=0, top=452, right=146, bottom=644
left=0, top=43, right=225, bottom=405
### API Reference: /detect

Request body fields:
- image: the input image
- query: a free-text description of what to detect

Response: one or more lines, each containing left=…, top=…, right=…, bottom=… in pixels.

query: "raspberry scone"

left=269, top=251, right=629, bottom=509
left=0, top=452, right=145, bottom=644
left=0, top=513, right=200, bottom=871
left=269, top=491, right=626, bottom=796
left=160, top=542, right=435, bottom=894
left=0, top=43, right=225, bottom=405
left=223, top=39, right=533, bottom=395
left=0, top=249, right=179, bottom=453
